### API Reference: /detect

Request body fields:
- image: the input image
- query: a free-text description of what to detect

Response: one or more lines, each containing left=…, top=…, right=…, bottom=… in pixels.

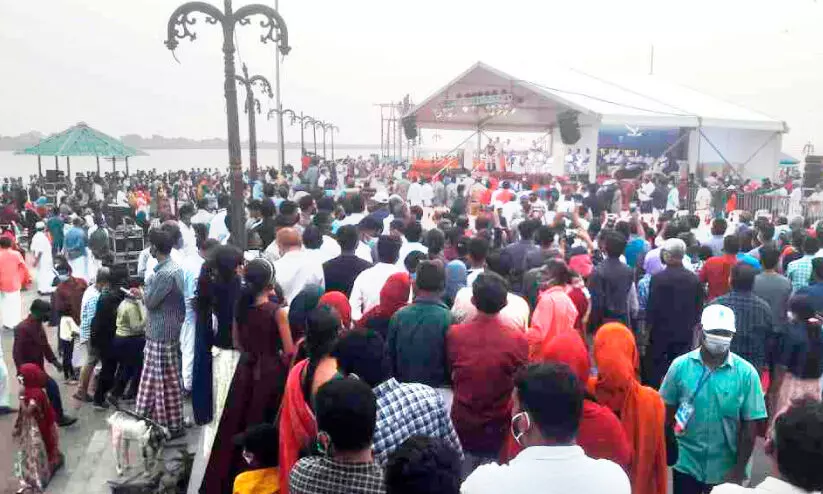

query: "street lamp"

left=311, top=119, right=325, bottom=157
left=236, top=64, right=273, bottom=182
left=164, top=0, right=290, bottom=249
left=266, top=107, right=296, bottom=165
left=323, top=123, right=339, bottom=161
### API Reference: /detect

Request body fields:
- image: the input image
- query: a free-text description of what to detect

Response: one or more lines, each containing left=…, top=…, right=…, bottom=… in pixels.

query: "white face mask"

left=704, top=333, right=732, bottom=355
left=510, top=411, right=531, bottom=446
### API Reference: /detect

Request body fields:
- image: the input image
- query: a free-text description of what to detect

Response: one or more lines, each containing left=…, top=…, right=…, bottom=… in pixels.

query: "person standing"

left=388, top=261, right=453, bottom=404
left=711, top=264, right=773, bottom=378
left=350, top=235, right=403, bottom=321
left=134, top=228, right=186, bottom=435
left=30, top=221, right=55, bottom=295
left=180, top=233, right=208, bottom=393
left=333, top=330, right=462, bottom=466
left=64, top=216, right=90, bottom=282
left=752, top=245, right=792, bottom=380
left=700, top=236, right=741, bottom=301
left=447, top=272, right=528, bottom=467
left=89, top=265, right=129, bottom=409
left=323, top=225, right=372, bottom=297
left=12, top=299, right=76, bottom=427
left=710, top=399, right=823, bottom=494
left=288, top=378, right=385, bottom=494
left=461, top=363, right=631, bottom=494
left=73, top=267, right=110, bottom=402
left=645, top=238, right=704, bottom=388
left=588, top=230, right=636, bottom=330
left=661, top=304, right=767, bottom=494
left=0, top=236, right=29, bottom=329
left=52, top=257, right=88, bottom=382
left=786, top=236, right=819, bottom=292
left=272, top=227, right=325, bottom=304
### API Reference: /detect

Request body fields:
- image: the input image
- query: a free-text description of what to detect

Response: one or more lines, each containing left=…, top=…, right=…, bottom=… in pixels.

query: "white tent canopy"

left=406, top=61, right=787, bottom=178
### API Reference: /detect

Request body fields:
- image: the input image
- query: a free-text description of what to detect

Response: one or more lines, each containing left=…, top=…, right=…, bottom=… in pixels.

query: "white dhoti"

left=67, top=253, right=90, bottom=283
left=0, top=342, right=10, bottom=408
left=36, top=262, right=55, bottom=294
left=180, top=303, right=196, bottom=391
left=201, top=346, right=240, bottom=459
left=0, top=290, right=22, bottom=329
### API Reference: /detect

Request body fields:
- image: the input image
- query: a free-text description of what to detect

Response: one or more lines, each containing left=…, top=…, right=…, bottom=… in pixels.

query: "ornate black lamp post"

left=267, top=107, right=296, bottom=165
left=236, top=64, right=273, bottom=182
left=311, top=119, right=325, bottom=157
left=323, top=123, right=339, bottom=161
left=164, top=0, right=290, bottom=249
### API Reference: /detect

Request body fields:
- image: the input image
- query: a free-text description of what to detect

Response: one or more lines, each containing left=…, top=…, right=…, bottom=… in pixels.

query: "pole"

left=299, top=113, right=305, bottom=156
left=331, top=129, right=335, bottom=160
left=244, top=66, right=259, bottom=181
left=37, top=155, right=42, bottom=178
left=112, top=157, right=117, bottom=174
left=322, top=126, right=327, bottom=158
left=313, top=125, right=317, bottom=154
left=66, top=156, right=71, bottom=185
left=96, top=156, right=101, bottom=175
left=649, top=44, right=654, bottom=76
left=274, top=0, right=285, bottom=170
left=223, top=0, right=246, bottom=249
left=125, top=156, right=130, bottom=176
left=54, top=156, right=58, bottom=171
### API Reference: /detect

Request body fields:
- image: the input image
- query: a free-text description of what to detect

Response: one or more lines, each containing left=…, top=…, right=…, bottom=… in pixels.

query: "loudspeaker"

left=803, top=155, right=822, bottom=189
left=402, top=115, right=418, bottom=141
left=557, top=111, right=581, bottom=145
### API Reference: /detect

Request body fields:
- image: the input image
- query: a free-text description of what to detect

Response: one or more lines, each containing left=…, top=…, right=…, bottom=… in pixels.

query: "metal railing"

left=685, top=185, right=823, bottom=223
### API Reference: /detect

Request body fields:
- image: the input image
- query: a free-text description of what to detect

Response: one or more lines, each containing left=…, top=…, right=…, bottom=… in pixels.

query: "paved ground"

left=0, top=288, right=774, bottom=493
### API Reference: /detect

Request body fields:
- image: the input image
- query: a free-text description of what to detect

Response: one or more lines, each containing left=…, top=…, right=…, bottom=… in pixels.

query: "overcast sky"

left=2, top=0, right=822, bottom=155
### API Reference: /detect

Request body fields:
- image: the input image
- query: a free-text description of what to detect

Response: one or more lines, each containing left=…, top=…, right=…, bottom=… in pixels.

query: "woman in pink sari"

left=529, top=259, right=578, bottom=359
left=278, top=304, right=342, bottom=493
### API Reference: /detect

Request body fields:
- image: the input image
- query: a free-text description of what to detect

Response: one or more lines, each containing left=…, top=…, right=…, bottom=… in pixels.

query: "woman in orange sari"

left=278, top=304, right=342, bottom=493
left=590, top=322, right=667, bottom=494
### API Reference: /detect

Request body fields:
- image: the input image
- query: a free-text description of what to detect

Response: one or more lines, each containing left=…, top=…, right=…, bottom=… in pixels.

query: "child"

left=58, top=313, right=79, bottom=382
left=233, top=424, right=280, bottom=494
left=14, top=364, right=63, bottom=492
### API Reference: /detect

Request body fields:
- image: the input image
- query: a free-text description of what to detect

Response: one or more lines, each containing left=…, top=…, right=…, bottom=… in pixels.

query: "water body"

left=0, top=148, right=382, bottom=179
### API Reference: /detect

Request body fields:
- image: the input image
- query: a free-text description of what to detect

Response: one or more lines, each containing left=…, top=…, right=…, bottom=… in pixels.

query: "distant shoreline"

left=0, top=142, right=381, bottom=152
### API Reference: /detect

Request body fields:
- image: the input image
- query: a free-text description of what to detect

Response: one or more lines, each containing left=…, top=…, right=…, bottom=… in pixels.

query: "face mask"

left=510, top=411, right=531, bottom=446
left=56, top=274, right=70, bottom=283
left=703, top=333, right=732, bottom=355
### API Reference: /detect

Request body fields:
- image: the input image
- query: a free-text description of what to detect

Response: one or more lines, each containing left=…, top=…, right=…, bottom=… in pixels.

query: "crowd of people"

left=2, top=157, right=823, bottom=494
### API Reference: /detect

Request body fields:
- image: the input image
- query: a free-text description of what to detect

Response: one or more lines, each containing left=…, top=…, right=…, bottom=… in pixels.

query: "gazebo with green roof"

left=14, top=121, right=147, bottom=180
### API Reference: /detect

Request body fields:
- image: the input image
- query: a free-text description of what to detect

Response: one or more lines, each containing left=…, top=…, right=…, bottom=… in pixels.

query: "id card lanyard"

left=674, top=366, right=712, bottom=435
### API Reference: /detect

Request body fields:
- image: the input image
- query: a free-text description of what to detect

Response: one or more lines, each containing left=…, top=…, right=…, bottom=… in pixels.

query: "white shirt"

left=666, top=187, right=680, bottom=211
left=274, top=249, right=325, bottom=304
left=349, top=262, right=404, bottom=321
left=208, top=209, right=229, bottom=243
left=450, top=286, right=530, bottom=332
left=319, top=235, right=342, bottom=263
left=191, top=209, right=214, bottom=225
left=462, top=445, right=630, bottom=494
left=639, top=181, right=655, bottom=202
left=397, top=241, right=426, bottom=268
left=695, top=187, right=712, bottom=211
left=179, top=222, right=198, bottom=256
left=465, top=267, right=484, bottom=287
left=407, top=182, right=424, bottom=207
left=710, top=477, right=811, bottom=494
left=116, top=189, right=128, bottom=206
left=337, top=212, right=365, bottom=229
left=355, top=241, right=373, bottom=263
left=420, top=183, right=434, bottom=207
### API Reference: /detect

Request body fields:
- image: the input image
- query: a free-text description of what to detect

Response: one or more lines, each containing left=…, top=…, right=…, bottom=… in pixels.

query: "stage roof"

left=407, top=62, right=787, bottom=134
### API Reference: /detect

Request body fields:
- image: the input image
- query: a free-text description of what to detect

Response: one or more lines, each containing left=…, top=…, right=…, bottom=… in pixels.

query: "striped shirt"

left=144, top=257, right=186, bottom=342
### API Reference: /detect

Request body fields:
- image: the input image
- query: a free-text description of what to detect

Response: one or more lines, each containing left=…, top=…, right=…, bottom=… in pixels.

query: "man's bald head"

left=276, top=227, right=302, bottom=253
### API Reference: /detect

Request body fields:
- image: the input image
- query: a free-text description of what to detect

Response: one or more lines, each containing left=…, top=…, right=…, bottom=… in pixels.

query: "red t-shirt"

left=699, top=254, right=737, bottom=300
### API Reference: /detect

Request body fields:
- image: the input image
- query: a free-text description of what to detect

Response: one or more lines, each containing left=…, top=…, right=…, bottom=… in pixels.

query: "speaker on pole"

left=557, top=110, right=581, bottom=145
left=803, top=155, right=823, bottom=189
left=402, top=115, right=418, bottom=141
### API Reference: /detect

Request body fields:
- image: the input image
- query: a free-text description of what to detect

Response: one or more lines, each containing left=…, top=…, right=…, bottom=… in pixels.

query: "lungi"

left=0, top=290, right=22, bottom=329
left=135, top=339, right=183, bottom=431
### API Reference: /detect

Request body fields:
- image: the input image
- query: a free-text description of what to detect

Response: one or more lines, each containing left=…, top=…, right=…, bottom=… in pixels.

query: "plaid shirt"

left=289, top=457, right=385, bottom=494
left=79, top=284, right=100, bottom=341
left=786, top=255, right=814, bottom=291
left=372, top=378, right=463, bottom=466
left=144, top=257, right=186, bottom=342
left=711, top=291, right=773, bottom=369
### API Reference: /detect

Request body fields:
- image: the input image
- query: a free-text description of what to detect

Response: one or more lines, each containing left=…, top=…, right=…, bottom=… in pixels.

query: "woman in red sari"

left=278, top=304, right=342, bottom=493
left=14, top=363, right=62, bottom=491
left=319, top=291, right=352, bottom=331
left=355, top=272, right=411, bottom=340
left=590, top=322, right=667, bottom=494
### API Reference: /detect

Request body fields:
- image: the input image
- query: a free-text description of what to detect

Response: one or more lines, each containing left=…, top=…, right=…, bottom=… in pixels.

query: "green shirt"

left=659, top=349, right=767, bottom=484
